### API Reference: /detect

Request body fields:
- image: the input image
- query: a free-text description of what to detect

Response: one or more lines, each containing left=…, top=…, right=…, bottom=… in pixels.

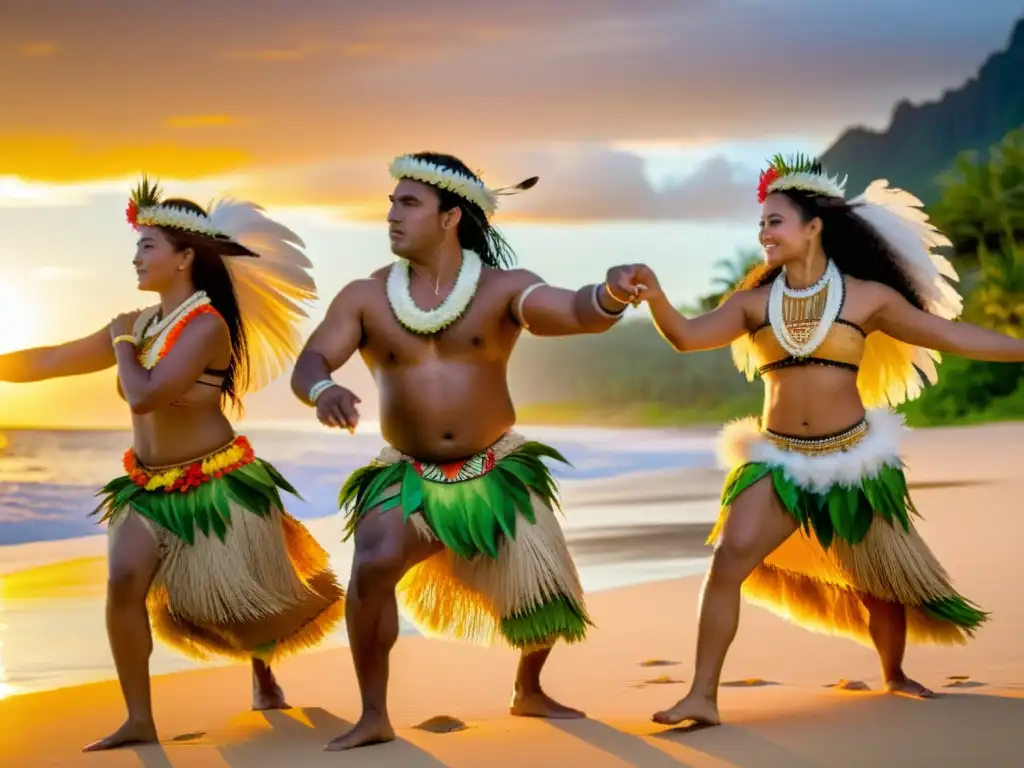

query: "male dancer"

left=292, top=151, right=645, bottom=750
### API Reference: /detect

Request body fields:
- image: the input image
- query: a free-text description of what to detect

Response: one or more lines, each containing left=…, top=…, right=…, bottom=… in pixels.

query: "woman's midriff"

left=129, top=405, right=236, bottom=467
left=760, top=366, right=866, bottom=436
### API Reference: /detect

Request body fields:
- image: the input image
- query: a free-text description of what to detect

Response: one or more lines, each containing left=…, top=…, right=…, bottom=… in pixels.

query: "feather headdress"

left=127, top=175, right=316, bottom=394
left=735, top=155, right=963, bottom=407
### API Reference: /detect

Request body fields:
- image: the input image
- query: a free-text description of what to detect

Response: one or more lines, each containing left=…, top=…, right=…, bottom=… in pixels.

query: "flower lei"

left=136, top=293, right=219, bottom=369
left=385, top=249, right=483, bottom=335
left=389, top=156, right=498, bottom=216
left=757, top=153, right=847, bottom=203
left=124, top=436, right=255, bottom=493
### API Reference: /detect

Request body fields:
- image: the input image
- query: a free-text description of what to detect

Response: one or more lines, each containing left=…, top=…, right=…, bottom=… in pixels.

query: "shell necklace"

left=768, top=260, right=843, bottom=358
left=386, top=249, right=483, bottom=335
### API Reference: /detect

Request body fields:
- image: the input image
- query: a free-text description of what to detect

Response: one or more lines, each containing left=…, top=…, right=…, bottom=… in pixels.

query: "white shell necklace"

left=768, top=260, right=843, bottom=358
left=386, top=249, right=483, bottom=335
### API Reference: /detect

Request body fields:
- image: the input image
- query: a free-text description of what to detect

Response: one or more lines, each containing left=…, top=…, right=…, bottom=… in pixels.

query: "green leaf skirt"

left=713, top=411, right=988, bottom=648
left=93, top=437, right=345, bottom=663
left=339, top=433, right=592, bottom=651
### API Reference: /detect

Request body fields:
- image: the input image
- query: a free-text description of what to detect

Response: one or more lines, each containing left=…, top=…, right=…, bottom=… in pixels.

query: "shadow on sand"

left=213, top=707, right=450, bottom=767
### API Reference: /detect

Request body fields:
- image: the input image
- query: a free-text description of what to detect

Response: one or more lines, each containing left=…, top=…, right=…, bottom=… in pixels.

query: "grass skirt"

left=711, top=408, right=987, bottom=647
left=339, top=433, right=591, bottom=652
left=93, top=437, right=345, bottom=663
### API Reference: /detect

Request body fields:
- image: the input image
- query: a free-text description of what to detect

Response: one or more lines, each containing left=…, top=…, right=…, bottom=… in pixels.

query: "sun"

left=0, top=279, right=35, bottom=354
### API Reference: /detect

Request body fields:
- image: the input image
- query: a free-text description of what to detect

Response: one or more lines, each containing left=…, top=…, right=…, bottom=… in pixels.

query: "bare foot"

left=510, top=689, right=586, bottom=719
left=652, top=694, right=721, bottom=727
left=252, top=683, right=291, bottom=711
left=886, top=676, right=934, bottom=699
left=252, top=663, right=291, bottom=710
left=324, top=713, right=396, bottom=751
left=81, top=719, right=158, bottom=752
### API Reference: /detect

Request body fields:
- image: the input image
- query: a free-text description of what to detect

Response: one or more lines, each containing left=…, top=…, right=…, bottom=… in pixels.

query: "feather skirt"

left=711, top=408, right=988, bottom=647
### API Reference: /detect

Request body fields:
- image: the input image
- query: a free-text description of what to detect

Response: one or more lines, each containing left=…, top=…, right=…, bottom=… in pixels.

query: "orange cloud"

left=1, top=0, right=1016, bottom=188
left=225, top=43, right=326, bottom=62
left=18, top=42, right=57, bottom=57
left=0, top=135, right=249, bottom=182
left=164, top=115, right=239, bottom=129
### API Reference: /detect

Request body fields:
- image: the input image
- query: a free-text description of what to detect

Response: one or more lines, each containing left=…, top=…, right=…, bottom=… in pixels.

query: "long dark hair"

left=157, top=198, right=251, bottom=411
left=408, top=151, right=519, bottom=270
left=736, top=189, right=926, bottom=312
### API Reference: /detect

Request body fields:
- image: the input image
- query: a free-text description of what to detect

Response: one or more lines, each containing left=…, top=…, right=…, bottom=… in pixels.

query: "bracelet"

left=308, top=379, right=338, bottom=405
left=112, top=334, right=137, bottom=347
left=591, top=284, right=627, bottom=318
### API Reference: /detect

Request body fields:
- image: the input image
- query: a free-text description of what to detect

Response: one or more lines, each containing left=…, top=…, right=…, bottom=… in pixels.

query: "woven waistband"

left=762, top=419, right=867, bottom=455
left=374, top=432, right=526, bottom=483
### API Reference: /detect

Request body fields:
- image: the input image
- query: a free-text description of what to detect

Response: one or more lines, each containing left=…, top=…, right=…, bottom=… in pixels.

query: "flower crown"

left=757, top=153, right=847, bottom=204
left=125, top=175, right=224, bottom=237
left=389, top=154, right=538, bottom=218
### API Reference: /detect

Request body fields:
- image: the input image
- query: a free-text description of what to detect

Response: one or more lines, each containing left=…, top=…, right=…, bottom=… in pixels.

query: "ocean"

left=0, top=424, right=721, bottom=698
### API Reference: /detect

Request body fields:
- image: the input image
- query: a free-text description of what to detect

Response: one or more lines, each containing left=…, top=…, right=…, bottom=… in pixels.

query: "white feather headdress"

left=734, top=156, right=963, bottom=407
left=127, top=176, right=316, bottom=394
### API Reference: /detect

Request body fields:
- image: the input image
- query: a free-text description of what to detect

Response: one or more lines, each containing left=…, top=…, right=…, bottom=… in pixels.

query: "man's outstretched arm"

left=291, top=279, right=369, bottom=429
left=508, top=267, right=635, bottom=337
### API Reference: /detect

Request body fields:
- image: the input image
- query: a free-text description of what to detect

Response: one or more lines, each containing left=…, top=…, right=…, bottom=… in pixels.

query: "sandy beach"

left=2, top=421, right=1023, bottom=766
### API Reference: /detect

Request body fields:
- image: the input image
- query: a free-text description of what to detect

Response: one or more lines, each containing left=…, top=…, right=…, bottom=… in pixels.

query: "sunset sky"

left=1, top=0, right=1021, bottom=427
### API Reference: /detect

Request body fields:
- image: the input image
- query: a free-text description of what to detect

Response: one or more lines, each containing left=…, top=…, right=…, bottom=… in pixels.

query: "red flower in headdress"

left=757, top=167, right=780, bottom=204
left=125, top=175, right=162, bottom=230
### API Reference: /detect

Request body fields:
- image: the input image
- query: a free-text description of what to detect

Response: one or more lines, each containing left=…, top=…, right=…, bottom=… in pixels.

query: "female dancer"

left=0, top=178, right=345, bottom=750
left=612, top=154, right=1024, bottom=727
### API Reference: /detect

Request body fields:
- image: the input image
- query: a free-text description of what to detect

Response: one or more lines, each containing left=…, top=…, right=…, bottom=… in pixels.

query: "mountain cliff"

left=821, top=17, right=1024, bottom=202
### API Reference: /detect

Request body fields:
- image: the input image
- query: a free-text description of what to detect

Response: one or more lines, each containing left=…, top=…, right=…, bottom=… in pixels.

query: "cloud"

left=1, top=1, right=1019, bottom=185
left=233, top=145, right=759, bottom=223
left=0, top=135, right=249, bottom=182
left=19, top=42, right=57, bottom=57
left=164, top=115, right=239, bottom=129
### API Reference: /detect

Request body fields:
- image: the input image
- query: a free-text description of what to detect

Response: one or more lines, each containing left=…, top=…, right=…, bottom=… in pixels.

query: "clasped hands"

left=604, top=264, right=661, bottom=308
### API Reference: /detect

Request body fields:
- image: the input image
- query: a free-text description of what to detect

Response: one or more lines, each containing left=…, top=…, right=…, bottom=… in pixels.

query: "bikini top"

left=748, top=311, right=866, bottom=376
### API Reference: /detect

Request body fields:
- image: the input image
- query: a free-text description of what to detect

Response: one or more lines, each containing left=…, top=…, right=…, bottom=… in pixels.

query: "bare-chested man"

left=291, top=151, right=644, bottom=751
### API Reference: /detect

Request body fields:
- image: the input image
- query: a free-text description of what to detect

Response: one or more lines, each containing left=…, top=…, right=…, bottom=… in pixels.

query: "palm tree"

left=698, top=248, right=763, bottom=311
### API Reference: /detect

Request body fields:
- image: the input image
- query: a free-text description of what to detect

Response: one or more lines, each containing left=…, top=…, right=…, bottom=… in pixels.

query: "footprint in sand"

left=721, top=678, right=779, bottom=687
left=640, top=659, right=681, bottom=667
left=414, top=715, right=468, bottom=733
left=826, top=679, right=871, bottom=692
left=632, top=674, right=687, bottom=688
left=944, top=675, right=987, bottom=689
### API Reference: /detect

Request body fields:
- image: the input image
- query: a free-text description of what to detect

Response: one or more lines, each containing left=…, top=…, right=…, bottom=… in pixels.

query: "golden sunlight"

left=0, top=280, right=35, bottom=354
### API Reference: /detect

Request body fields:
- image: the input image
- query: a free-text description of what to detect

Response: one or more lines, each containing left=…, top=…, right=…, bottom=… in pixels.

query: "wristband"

left=309, top=379, right=338, bottom=405
left=592, top=284, right=627, bottom=318
left=112, top=334, right=137, bottom=347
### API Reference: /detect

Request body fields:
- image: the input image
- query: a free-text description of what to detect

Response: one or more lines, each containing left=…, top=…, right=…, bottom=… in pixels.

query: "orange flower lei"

left=123, top=436, right=256, bottom=493
left=157, top=304, right=221, bottom=361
